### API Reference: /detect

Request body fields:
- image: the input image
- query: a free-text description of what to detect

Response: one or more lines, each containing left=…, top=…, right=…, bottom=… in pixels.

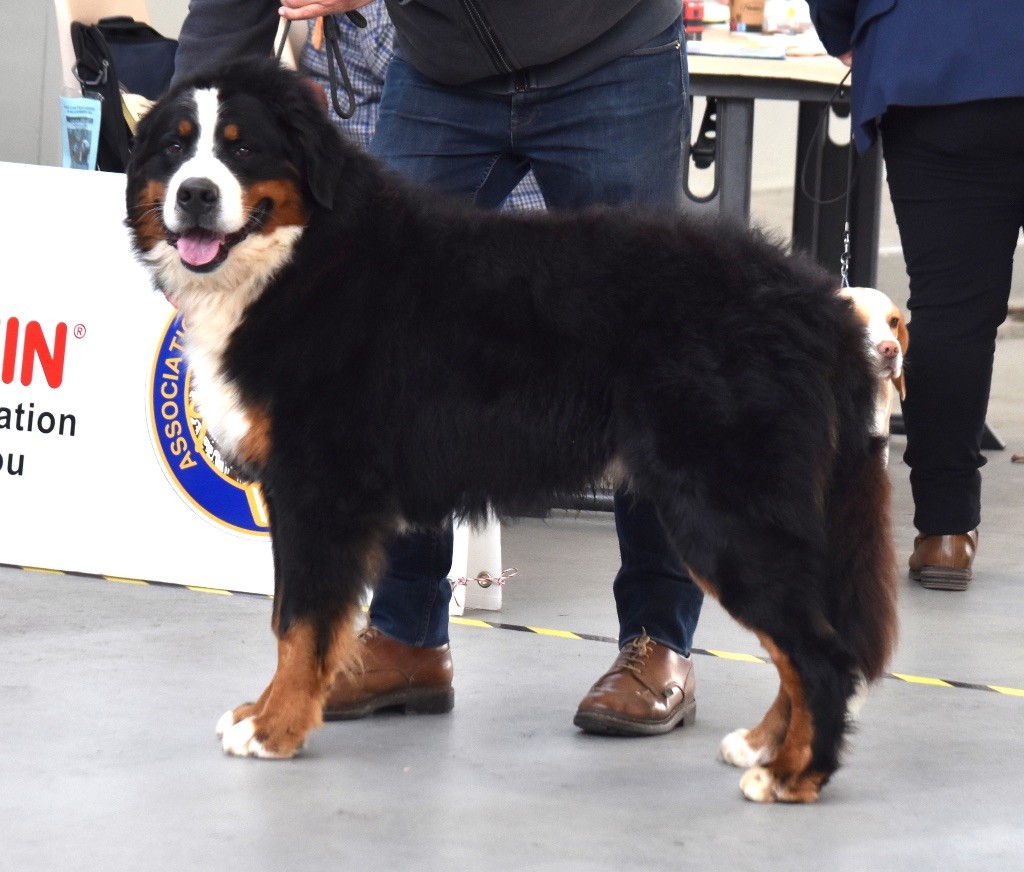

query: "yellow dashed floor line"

left=6, top=562, right=1023, bottom=698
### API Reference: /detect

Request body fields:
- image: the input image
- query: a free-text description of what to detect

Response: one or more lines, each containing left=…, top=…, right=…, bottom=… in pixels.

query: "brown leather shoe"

left=573, top=632, right=696, bottom=736
left=909, top=529, right=979, bottom=591
left=323, top=627, right=454, bottom=720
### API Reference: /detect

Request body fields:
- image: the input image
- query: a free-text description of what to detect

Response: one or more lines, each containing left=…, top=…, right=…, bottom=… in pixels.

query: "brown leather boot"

left=323, top=627, right=454, bottom=720
left=573, top=631, right=696, bottom=736
left=909, top=529, right=979, bottom=591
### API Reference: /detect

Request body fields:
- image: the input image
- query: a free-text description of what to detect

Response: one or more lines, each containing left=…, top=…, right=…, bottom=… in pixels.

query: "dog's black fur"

left=126, top=60, right=897, bottom=800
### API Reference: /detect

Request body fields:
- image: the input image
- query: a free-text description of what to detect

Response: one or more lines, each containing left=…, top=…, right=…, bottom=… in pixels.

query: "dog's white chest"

left=186, top=343, right=252, bottom=460
left=165, top=226, right=303, bottom=461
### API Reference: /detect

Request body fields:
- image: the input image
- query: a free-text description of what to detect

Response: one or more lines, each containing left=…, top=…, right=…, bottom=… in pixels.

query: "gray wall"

left=0, top=0, right=188, bottom=168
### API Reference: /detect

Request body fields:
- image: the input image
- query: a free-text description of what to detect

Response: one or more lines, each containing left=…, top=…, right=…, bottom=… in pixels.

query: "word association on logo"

left=1, top=317, right=79, bottom=477
left=149, top=315, right=269, bottom=536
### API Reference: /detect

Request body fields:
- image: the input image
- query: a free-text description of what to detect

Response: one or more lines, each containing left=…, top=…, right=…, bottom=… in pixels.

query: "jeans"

left=368, top=18, right=704, bottom=655
left=881, top=99, right=1024, bottom=534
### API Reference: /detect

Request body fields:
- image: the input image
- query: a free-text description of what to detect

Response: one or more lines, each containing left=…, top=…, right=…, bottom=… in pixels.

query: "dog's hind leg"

left=680, top=523, right=857, bottom=803
left=219, top=497, right=388, bottom=759
left=734, top=629, right=854, bottom=804
left=719, top=681, right=790, bottom=769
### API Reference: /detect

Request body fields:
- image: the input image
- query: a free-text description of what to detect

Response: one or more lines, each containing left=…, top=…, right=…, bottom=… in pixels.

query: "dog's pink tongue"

left=176, top=230, right=224, bottom=267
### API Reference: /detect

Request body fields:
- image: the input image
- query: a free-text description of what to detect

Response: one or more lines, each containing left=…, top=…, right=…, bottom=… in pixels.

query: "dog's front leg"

left=220, top=617, right=357, bottom=758
left=219, top=493, right=387, bottom=759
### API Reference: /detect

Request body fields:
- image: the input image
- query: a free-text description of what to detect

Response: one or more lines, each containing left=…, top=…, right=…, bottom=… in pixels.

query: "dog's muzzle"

left=167, top=179, right=271, bottom=273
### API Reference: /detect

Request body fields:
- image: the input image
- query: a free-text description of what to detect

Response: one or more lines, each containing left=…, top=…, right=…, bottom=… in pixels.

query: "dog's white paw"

left=221, top=715, right=261, bottom=756
left=215, top=708, right=237, bottom=739
left=740, top=766, right=778, bottom=803
left=719, top=729, right=774, bottom=768
left=220, top=716, right=294, bottom=759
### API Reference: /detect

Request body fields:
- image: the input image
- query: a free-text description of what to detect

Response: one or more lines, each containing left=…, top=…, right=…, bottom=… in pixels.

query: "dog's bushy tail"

left=825, top=399, right=899, bottom=684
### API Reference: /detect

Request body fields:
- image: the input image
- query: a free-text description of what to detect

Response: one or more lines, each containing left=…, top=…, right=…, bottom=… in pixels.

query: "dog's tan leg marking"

left=720, top=683, right=791, bottom=769
left=690, top=571, right=790, bottom=771
left=739, top=637, right=826, bottom=803
left=216, top=571, right=286, bottom=739
left=694, top=571, right=791, bottom=771
left=215, top=679, right=277, bottom=738
left=220, top=609, right=359, bottom=758
left=688, top=568, right=828, bottom=801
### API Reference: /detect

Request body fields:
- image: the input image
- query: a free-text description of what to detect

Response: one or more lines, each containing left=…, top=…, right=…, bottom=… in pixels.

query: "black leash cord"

left=797, top=68, right=856, bottom=286
left=798, top=67, right=854, bottom=207
left=323, top=14, right=360, bottom=119
left=274, top=12, right=367, bottom=120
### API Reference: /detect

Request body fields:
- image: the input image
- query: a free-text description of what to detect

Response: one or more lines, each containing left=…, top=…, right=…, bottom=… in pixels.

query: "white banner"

left=0, top=162, right=273, bottom=594
left=0, top=162, right=502, bottom=610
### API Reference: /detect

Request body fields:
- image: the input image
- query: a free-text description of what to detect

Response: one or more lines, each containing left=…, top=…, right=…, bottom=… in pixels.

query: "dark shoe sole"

left=911, top=566, right=971, bottom=591
left=573, top=700, right=696, bottom=737
left=324, top=686, right=454, bottom=721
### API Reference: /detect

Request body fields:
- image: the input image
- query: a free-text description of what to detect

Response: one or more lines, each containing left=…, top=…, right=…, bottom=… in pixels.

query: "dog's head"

left=839, top=287, right=908, bottom=400
left=125, top=59, right=342, bottom=294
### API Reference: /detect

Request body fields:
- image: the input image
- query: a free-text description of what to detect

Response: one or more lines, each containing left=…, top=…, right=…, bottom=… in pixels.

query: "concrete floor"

left=4, top=329, right=1024, bottom=872
left=3, top=190, right=1024, bottom=869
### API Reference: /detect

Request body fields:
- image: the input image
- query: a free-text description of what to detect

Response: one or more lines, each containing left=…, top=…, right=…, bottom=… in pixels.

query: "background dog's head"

left=125, top=59, right=343, bottom=283
left=839, top=286, right=908, bottom=400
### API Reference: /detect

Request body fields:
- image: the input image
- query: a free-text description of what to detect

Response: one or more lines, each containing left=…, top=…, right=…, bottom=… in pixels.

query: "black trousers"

left=881, top=98, right=1024, bottom=534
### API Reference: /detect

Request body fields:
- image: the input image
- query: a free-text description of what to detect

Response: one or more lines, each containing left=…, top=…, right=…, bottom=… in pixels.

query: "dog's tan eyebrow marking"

left=177, top=120, right=193, bottom=138
left=223, top=124, right=240, bottom=141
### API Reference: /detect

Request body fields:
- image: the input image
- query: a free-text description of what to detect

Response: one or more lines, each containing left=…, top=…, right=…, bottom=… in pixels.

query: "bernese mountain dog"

left=125, top=58, right=897, bottom=803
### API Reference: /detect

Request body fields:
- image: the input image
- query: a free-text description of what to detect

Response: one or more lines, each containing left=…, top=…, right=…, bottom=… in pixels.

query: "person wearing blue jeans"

left=175, top=0, right=704, bottom=734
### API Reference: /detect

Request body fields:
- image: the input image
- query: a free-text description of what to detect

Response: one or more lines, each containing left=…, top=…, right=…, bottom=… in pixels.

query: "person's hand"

left=838, top=50, right=853, bottom=66
left=278, top=0, right=373, bottom=21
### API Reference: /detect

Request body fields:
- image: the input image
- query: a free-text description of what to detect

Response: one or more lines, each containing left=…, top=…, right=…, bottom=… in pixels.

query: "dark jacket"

left=808, top=0, right=1024, bottom=151
left=174, top=0, right=681, bottom=90
left=385, top=0, right=680, bottom=88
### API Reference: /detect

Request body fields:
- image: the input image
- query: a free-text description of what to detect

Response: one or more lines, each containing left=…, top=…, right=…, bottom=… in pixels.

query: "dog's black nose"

left=176, top=177, right=220, bottom=218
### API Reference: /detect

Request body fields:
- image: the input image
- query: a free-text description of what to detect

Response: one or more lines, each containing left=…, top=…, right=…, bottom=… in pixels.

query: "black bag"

left=70, top=16, right=177, bottom=172
left=91, top=16, right=177, bottom=101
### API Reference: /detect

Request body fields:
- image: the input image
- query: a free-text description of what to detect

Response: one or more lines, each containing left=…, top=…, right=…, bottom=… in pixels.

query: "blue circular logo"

left=149, top=314, right=269, bottom=536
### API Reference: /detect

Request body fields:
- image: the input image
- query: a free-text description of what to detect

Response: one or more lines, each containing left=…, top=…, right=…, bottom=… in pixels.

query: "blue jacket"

left=808, top=0, right=1024, bottom=151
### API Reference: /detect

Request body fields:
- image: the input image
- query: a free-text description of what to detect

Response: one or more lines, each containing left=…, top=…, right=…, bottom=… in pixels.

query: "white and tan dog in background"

left=840, top=287, right=908, bottom=460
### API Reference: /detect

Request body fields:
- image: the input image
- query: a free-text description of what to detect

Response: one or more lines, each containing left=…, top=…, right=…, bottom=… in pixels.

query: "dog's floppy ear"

left=892, top=369, right=906, bottom=401
left=280, top=73, right=342, bottom=211
left=892, top=316, right=909, bottom=400
left=296, top=127, right=340, bottom=212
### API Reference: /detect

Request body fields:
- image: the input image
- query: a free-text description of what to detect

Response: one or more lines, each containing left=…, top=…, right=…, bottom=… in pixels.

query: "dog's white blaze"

left=164, top=87, right=246, bottom=234
left=144, top=82, right=305, bottom=460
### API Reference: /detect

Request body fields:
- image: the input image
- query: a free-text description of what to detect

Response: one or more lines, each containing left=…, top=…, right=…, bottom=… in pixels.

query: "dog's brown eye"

left=889, top=317, right=900, bottom=329
left=165, top=142, right=182, bottom=156
left=235, top=146, right=252, bottom=158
